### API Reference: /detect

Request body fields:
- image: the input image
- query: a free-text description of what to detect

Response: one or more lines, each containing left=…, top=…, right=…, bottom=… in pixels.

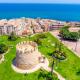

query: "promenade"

left=50, top=30, right=80, bottom=57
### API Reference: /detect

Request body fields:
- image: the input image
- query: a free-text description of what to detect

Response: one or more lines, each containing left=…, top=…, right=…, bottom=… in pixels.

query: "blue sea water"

left=0, top=3, right=80, bottom=21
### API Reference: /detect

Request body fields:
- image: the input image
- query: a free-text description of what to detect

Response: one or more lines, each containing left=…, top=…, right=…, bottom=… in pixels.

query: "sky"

left=0, top=0, right=80, bottom=4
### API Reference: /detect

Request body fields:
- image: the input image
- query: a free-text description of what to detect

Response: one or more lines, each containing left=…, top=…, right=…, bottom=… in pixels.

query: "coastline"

left=0, top=4, right=80, bottom=21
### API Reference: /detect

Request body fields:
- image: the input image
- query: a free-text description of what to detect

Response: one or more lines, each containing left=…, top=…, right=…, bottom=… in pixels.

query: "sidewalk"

left=50, top=30, right=80, bottom=57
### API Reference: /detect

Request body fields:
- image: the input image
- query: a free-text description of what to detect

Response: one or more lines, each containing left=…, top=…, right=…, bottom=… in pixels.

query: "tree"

left=38, top=69, right=46, bottom=80
left=76, top=69, right=80, bottom=76
left=46, top=72, right=59, bottom=80
left=51, top=60, right=55, bottom=75
left=0, top=44, right=8, bottom=54
left=38, top=70, right=59, bottom=80
left=32, top=34, right=46, bottom=45
left=60, top=26, right=80, bottom=41
left=52, top=42, right=66, bottom=61
left=38, top=33, right=47, bottom=39
left=8, top=32, right=17, bottom=41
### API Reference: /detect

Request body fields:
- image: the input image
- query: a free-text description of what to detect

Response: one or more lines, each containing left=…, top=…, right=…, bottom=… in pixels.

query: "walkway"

left=42, top=63, right=65, bottom=80
left=0, top=49, right=10, bottom=64
left=12, top=57, right=65, bottom=80
left=50, top=30, right=80, bottom=57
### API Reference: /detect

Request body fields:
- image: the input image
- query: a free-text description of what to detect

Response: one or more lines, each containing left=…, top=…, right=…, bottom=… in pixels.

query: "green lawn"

left=37, top=32, right=80, bottom=80
left=0, top=32, right=80, bottom=80
left=0, top=35, right=58, bottom=80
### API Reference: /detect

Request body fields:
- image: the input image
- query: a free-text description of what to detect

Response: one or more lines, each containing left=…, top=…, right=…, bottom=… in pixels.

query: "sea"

left=0, top=3, right=80, bottom=21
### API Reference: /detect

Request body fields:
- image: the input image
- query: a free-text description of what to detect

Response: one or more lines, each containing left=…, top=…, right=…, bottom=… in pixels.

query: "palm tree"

left=51, top=60, right=55, bottom=75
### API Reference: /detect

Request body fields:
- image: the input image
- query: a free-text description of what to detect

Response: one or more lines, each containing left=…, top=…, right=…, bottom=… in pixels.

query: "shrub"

left=0, top=44, right=8, bottom=54
left=52, top=51, right=66, bottom=60
left=32, top=33, right=47, bottom=45
left=60, top=26, right=80, bottom=41
left=76, top=70, right=80, bottom=76
left=38, top=70, right=59, bottom=80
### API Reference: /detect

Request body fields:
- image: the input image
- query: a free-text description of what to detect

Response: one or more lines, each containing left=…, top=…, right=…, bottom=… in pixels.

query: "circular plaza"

left=12, top=41, right=49, bottom=73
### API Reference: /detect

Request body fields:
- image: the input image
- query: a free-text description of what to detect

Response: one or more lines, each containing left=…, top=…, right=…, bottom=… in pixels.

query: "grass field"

left=0, top=32, right=80, bottom=80
left=32, top=32, right=80, bottom=80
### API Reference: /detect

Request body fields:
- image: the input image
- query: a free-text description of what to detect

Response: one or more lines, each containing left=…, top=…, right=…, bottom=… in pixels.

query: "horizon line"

left=0, top=3, right=80, bottom=4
